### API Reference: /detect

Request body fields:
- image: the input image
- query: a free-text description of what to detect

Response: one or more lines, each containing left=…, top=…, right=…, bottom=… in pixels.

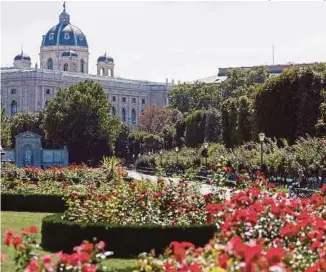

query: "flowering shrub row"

left=1, top=162, right=127, bottom=186
left=63, top=179, right=230, bottom=226
left=136, top=182, right=326, bottom=271
left=3, top=226, right=113, bottom=272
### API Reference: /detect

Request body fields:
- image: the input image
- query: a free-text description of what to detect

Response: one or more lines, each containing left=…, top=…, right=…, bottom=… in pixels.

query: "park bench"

left=136, top=166, right=156, bottom=176
left=289, top=176, right=324, bottom=198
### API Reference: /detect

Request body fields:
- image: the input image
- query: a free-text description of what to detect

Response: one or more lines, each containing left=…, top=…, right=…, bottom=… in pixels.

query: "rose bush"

left=63, top=179, right=229, bottom=226
left=136, top=183, right=326, bottom=271
left=1, top=162, right=128, bottom=186
left=3, top=226, right=113, bottom=272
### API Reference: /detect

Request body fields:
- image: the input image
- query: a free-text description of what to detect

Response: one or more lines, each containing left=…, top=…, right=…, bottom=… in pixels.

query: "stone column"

left=19, top=87, right=23, bottom=113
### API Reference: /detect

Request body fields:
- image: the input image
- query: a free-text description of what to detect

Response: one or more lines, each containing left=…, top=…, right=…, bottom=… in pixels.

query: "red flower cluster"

left=4, top=227, right=111, bottom=272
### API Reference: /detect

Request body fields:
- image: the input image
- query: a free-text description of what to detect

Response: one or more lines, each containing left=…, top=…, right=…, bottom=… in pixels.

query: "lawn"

left=0, top=211, right=137, bottom=272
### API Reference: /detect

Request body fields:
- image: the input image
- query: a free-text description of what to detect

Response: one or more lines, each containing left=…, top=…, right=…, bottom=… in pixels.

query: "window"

left=121, top=108, right=126, bottom=122
left=11, top=89, right=17, bottom=95
left=122, top=97, right=126, bottom=103
left=11, top=100, right=17, bottom=116
left=63, top=63, right=68, bottom=71
left=141, top=109, right=144, bottom=113
left=64, top=33, right=70, bottom=39
left=80, top=59, right=84, bottom=73
left=46, top=89, right=51, bottom=95
left=112, top=107, right=116, bottom=116
left=79, top=35, right=84, bottom=41
left=112, top=96, right=116, bottom=102
left=49, top=33, right=54, bottom=40
left=131, top=109, right=136, bottom=124
left=142, top=98, right=146, bottom=104
left=47, top=58, right=53, bottom=70
left=132, top=98, right=136, bottom=104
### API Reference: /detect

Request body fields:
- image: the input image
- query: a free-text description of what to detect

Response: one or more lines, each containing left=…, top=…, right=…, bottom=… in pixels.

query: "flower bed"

left=62, top=179, right=228, bottom=226
left=41, top=214, right=216, bottom=258
left=136, top=185, right=326, bottom=271
left=3, top=225, right=114, bottom=271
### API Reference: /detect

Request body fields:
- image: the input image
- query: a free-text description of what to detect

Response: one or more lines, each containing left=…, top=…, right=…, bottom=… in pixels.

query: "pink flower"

left=82, top=264, right=97, bottom=272
left=42, top=255, right=52, bottom=264
left=96, top=241, right=105, bottom=250
left=24, top=260, right=40, bottom=272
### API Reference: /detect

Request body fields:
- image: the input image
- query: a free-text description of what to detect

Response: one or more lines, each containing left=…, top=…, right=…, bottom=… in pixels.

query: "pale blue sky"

left=1, top=1, right=326, bottom=82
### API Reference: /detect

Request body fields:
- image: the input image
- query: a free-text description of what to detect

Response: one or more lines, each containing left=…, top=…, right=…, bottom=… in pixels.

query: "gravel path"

left=126, top=170, right=221, bottom=195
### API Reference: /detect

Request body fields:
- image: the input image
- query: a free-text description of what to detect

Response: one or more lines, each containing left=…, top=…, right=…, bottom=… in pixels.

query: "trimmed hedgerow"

left=1, top=193, right=66, bottom=212
left=41, top=214, right=216, bottom=258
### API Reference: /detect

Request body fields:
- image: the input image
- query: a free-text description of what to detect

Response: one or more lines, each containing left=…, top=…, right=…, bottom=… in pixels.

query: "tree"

left=219, top=67, right=269, bottom=99
left=0, top=106, right=11, bottom=148
left=255, top=68, right=326, bottom=144
left=139, top=105, right=168, bottom=134
left=168, top=83, right=222, bottom=113
left=237, top=96, right=254, bottom=144
left=43, top=80, right=121, bottom=163
left=8, top=111, right=45, bottom=147
left=185, top=108, right=222, bottom=147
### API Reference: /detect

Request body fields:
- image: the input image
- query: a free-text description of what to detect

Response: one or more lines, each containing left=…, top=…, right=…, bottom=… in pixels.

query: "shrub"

left=41, top=214, right=216, bottom=258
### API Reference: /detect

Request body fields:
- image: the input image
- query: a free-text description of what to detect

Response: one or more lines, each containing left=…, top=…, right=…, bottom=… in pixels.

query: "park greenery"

left=1, top=63, right=326, bottom=166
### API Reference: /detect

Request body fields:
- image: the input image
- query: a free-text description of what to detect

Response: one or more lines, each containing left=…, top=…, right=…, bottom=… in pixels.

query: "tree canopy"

left=43, top=80, right=121, bottom=163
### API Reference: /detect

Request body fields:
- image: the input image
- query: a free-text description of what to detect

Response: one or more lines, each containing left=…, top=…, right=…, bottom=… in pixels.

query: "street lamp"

left=0, top=144, right=6, bottom=162
left=159, top=149, right=163, bottom=166
left=175, top=146, right=179, bottom=166
left=204, top=142, right=209, bottom=168
left=258, top=132, right=265, bottom=170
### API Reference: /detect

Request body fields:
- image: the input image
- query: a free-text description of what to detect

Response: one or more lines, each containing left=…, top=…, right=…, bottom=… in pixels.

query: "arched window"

left=131, top=108, right=136, bottom=124
left=80, top=59, right=84, bottom=73
left=112, top=107, right=116, bottom=116
left=63, top=63, right=68, bottom=71
left=100, top=68, right=105, bottom=76
left=121, top=108, right=126, bottom=122
left=11, top=100, right=17, bottom=116
left=47, top=58, right=53, bottom=70
left=108, top=69, right=112, bottom=77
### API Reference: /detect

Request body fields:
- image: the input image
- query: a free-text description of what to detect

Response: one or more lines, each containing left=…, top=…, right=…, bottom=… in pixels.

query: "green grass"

left=1, top=211, right=137, bottom=271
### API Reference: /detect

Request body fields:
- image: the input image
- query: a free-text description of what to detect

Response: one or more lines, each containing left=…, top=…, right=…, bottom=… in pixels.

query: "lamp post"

left=175, top=146, right=179, bottom=166
left=258, top=132, right=265, bottom=170
left=204, top=142, right=208, bottom=168
left=159, top=149, right=163, bottom=166
left=0, top=144, right=6, bottom=163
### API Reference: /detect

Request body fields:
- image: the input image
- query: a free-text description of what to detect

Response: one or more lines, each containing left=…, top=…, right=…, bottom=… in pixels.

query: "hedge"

left=41, top=214, right=217, bottom=258
left=1, top=194, right=65, bottom=212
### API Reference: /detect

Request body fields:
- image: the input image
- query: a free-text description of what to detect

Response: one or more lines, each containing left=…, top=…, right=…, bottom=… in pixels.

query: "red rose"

left=265, top=247, right=285, bottom=266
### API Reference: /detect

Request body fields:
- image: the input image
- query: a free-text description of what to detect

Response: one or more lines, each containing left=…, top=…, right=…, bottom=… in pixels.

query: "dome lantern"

left=59, top=2, right=70, bottom=24
left=13, top=51, right=31, bottom=69
left=97, top=52, right=114, bottom=77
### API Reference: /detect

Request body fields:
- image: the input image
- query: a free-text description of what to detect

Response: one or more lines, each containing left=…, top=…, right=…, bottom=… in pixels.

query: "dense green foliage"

left=167, top=83, right=222, bottom=113
left=255, top=68, right=326, bottom=144
left=8, top=111, right=45, bottom=147
left=41, top=213, right=216, bottom=257
left=0, top=106, right=11, bottom=147
left=137, top=136, right=326, bottom=176
left=1, top=194, right=65, bottom=212
left=43, top=80, right=121, bottom=163
left=218, top=66, right=269, bottom=98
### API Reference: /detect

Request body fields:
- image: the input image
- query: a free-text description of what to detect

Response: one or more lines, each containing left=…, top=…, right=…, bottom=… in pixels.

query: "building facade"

left=1, top=3, right=171, bottom=128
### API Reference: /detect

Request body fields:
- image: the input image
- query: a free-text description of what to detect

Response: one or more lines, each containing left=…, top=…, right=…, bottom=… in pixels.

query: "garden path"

left=126, top=170, right=215, bottom=195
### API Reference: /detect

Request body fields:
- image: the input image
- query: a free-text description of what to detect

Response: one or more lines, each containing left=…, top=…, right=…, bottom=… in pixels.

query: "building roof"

left=14, top=52, right=31, bottom=61
left=97, top=53, right=114, bottom=63
left=41, top=4, right=88, bottom=48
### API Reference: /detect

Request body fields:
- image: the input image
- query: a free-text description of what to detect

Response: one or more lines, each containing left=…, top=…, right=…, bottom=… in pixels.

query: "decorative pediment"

left=15, top=131, right=42, bottom=139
